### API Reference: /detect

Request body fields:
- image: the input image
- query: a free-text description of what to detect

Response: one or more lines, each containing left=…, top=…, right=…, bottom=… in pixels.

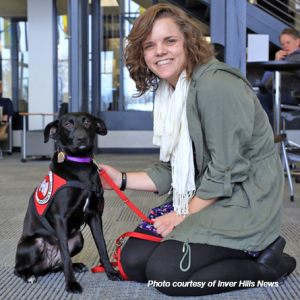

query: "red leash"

left=91, top=166, right=162, bottom=280
left=99, top=169, right=155, bottom=224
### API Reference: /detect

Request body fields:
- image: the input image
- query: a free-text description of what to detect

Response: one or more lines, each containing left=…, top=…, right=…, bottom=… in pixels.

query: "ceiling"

left=0, top=0, right=153, bottom=18
left=0, top=0, right=69, bottom=19
left=0, top=0, right=27, bottom=18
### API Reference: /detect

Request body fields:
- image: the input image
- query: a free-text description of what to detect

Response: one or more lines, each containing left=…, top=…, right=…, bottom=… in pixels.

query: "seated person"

left=0, top=83, right=15, bottom=122
left=257, top=28, right=300, bottom=127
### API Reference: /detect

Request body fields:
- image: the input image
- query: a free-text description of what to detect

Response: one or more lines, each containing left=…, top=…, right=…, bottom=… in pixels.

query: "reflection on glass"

left=57, top=14, right=69, bottom=108
left=123, top=0, right=153, bottom=111
left=101, top=51, right=114, bottom=110
left=0, top=18, right=12, bottom=100
left=18, top=22, right=29, bottom=112
left=101, top=8, right=121, bottom=111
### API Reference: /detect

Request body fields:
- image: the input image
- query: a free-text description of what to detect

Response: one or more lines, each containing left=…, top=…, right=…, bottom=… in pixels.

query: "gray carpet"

left=0, top=153, right=299, bottom=300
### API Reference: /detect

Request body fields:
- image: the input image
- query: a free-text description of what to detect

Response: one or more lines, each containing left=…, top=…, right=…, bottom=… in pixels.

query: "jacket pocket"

left=215, top=183, right=249, bottom=208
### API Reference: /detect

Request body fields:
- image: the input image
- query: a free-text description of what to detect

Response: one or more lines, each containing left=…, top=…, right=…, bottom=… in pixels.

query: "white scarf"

left=153, top=70, right=195, bottom=216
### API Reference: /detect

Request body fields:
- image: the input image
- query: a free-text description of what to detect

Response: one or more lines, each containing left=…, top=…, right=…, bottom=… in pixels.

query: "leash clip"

left=92, top=155, right=102, bottom=173
left=116, top=237, right=124, bottom=248
left=114, top=237, right=125, bottom=256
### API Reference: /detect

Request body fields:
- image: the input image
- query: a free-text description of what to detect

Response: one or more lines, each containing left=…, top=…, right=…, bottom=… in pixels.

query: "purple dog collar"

left=66, top=156, right=92, bottom=163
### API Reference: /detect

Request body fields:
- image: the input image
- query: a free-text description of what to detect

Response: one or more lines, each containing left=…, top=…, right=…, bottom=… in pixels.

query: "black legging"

left=120, top=227, right=269, bottom=296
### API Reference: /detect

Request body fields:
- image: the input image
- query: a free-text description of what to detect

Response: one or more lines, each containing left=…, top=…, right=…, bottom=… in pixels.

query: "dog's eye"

left=65, top=122, right=73, bottom=129
left=84, top=120, right=91, bottom=126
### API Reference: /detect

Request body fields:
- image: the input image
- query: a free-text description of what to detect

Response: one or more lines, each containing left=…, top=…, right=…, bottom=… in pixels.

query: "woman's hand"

left=98, top=165, right=158, bottom=192
left=98, top=164, right=122, bottom=190
left=153, top=196, right=219, bottom=237
left=153, top=212, right=184, bottom=237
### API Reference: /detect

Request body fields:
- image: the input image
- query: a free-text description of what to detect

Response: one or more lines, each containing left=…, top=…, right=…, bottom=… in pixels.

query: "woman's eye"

left=144, top=44, right=152, bottom=50
left=167, top=39, right=176, bottom=44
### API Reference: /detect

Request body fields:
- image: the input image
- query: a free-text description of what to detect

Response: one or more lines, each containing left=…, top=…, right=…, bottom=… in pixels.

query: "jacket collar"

left=190, top=58, right=253, bottom=90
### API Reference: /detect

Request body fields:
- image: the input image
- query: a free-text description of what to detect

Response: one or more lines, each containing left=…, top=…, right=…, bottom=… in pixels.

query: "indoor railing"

left=248, top=0, right=300, bottom=30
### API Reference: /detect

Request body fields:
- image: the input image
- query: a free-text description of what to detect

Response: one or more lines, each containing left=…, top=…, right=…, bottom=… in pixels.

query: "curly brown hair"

left=124, top=4, right=214, bottom=96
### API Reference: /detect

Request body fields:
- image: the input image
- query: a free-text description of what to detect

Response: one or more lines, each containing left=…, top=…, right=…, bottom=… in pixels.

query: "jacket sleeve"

left=195, top=70, right=255, bottom=200
left=144, top=161, right=172, bottom=196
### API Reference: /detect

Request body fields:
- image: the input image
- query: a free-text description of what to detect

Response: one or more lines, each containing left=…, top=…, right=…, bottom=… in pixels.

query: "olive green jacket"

left=145, top=58, right=284, bottom=252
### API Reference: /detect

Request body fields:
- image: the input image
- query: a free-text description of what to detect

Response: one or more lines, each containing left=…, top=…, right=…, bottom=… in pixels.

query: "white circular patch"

left=35, top=171, right=53, bottom=205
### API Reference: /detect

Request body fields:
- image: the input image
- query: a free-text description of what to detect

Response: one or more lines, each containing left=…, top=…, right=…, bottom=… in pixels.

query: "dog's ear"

left=94, top=117, right=107, bottom=136
left=44, top=120, right=60, bottom=143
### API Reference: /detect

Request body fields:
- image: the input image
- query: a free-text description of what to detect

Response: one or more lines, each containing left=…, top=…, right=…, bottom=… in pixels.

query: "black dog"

left=14, top=112, right=123, bottom=293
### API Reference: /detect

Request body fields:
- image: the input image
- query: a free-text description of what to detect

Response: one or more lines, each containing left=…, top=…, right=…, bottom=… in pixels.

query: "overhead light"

left=89, top=0, right=119, bottom=7
left=204, top=36, right=211, bottom=43
left=101, top=0, right=119, bottom=7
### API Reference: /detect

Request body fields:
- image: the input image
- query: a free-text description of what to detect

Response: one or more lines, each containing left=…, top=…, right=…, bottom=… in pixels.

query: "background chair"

left=277, top=88, right=300, bottom=200
left=275, top=134, right=294, bottom=201
left=247, top=70, right=300, bottom=201
left=21, top=103, right=68, bottom=162
left=0, top=123, right=8, bottom=159
left=0, top=116, right=13, bottom=159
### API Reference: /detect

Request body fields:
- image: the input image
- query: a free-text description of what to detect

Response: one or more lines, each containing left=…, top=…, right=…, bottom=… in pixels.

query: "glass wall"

left=0, top=18, right=28, bottom=112
left=57, top=14, right=69, bottom=109
left=123, top=0, right=154, bottom=111
left=18, top=21, right=29, bottom=112
left=55, top=0, right=156, bottom=116
left=101, top=0, right=154, bottom=112
left=101, top=4, right=119, bottom=111
left=0, top=18, right=12, bottom=100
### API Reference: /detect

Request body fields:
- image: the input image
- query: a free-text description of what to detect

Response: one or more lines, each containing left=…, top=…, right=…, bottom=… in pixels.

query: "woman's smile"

left=156, top=59, right=173, bottom=66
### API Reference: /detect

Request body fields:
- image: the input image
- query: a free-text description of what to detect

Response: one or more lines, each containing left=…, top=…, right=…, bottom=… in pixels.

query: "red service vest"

left=34, top=170, right=67, bottom=216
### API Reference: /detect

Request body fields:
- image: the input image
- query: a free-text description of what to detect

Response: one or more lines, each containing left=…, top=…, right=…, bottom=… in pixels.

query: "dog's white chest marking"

left=83, top=198, right=89, bottom=212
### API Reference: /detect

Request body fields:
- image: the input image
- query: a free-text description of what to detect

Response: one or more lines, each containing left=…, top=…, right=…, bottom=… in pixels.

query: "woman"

left=100, top=4, right=296, bottom=296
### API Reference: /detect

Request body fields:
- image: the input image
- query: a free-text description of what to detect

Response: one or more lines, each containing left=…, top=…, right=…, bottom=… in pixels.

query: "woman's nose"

left=156, top=44, right=166, bottom=55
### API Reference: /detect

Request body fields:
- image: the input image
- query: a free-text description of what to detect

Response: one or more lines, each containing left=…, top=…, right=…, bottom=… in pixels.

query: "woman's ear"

left=44, top=120, right=60, bottom=143
left=93, top=117, right=107, bottom=136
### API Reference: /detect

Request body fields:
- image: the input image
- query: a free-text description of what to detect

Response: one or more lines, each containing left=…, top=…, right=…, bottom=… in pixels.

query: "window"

left=101, top=0, right=154, bottom=112
left=0, top=18, right=12, bottom=100
left=0, top=18, right=28, bottom=112
left=57, top=14, right=69, bottom=108
left=18, top=22, right=29, bottom=112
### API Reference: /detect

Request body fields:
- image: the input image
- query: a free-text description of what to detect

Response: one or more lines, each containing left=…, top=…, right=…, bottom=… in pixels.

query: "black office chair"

left=0, top=116, right=13, bottom=158
left=278, top=88, right=300, bottom=198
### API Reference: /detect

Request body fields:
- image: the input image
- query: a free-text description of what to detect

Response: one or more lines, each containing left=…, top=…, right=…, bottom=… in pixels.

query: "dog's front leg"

left=54, top=214, right=83, bottom=293
left=89, top=213, right=123, bottom=281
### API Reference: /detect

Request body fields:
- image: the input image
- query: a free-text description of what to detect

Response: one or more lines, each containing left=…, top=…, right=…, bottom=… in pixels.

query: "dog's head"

left=44, top=112, right=107, bottom=156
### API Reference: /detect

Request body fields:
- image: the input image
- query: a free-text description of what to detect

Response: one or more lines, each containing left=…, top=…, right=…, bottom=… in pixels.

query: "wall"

left=27, top=0, right=54, bottom=130
left=98, top=130, right=155, bottom=151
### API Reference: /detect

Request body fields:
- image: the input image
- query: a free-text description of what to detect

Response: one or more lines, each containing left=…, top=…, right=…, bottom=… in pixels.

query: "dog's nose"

left=77, top=135, right=87, bottom=143
left=76, top=132, right=88, bottom=143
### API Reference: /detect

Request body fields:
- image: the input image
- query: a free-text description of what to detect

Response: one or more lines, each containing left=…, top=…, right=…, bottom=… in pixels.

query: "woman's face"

left=280, top=34, right=300, bottom=55
left=142, top=17, right=187, bottom=87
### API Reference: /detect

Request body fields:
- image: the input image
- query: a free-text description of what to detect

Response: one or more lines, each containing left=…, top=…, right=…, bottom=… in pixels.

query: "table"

left=247, top=61, right=300, bottom=135
left=19, top=113, right=58, bottom=162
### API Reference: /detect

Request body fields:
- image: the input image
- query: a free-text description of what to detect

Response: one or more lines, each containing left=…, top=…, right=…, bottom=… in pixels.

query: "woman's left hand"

left=153, top=212, right=185, bottom=237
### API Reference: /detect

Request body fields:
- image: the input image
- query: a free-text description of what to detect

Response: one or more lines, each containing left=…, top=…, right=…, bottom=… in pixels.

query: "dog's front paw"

left=66, top=281, right=83, bottom=294
left=106, top=270, right=124, bottom=281
left=73, top=263, right=88, bottom=273
left=27, top=275, right=37, bottom=284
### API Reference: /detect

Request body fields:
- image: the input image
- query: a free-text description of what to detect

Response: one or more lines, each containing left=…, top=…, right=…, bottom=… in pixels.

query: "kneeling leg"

left=146, top=240, right=263, bottom=296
